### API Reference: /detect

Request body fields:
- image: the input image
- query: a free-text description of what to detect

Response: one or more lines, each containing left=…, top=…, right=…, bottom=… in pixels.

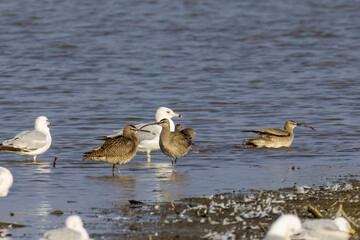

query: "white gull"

left=0, top=116, right=51, bottom=161
left=40, top=215, right=90, bottom=240
left=0, top=166, right=13, bottom=197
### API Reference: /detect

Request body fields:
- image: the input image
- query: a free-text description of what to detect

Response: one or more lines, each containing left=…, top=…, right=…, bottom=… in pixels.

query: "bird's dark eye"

left=167, top=111, right=170, bottom=113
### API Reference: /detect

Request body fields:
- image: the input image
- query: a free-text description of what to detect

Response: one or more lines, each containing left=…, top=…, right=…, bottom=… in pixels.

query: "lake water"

left=1, top=0, right=360, bottom=238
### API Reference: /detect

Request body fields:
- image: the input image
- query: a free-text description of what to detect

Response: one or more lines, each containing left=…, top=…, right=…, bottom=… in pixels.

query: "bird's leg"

left=147, top=151, right=151, bottom=163
left=116, top=165, right=120, bottom=175
left=112, top=164, right=115, bottom=176
left=171, top=158, right=178, bottom=172
left=33, top=156, right=37, bottom=162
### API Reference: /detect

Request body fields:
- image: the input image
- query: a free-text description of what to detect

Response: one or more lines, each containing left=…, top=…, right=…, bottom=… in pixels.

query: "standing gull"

left=99, top=107, right=182, bottom=163
left=142, top=119, right=194, bottom=170
left=0, top=167, right=13, bottom=197
left=41, top=215, right=90, bottom=240
left=85, top=125, right=150, bottom=175
left=243, top=120, right=314, bottom=148
left=0, top=116, right=52, bottom=161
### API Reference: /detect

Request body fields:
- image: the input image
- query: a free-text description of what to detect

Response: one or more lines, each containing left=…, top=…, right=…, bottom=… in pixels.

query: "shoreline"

left=86, top=178, right=360, bottom=239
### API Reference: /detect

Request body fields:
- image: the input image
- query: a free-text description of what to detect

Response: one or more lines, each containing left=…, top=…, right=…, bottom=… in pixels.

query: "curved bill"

left=296, top=123, right=315, bottom=131
left=135, top=128, right=156, bottom=135
left=139, top=122, right=160, bottom=130
left=137, top=128, right=151, bottom=133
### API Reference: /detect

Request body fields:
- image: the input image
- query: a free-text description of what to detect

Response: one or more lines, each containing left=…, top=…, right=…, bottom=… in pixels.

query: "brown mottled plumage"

left=84, top=125, right=148, bottom=175
left=175, top=124, right=182, bottom=133
left=142, top=119, right=194, bottom=170
left=243, top=120, right=314, bottom=148
left=175, top=124, right=197, bottom=139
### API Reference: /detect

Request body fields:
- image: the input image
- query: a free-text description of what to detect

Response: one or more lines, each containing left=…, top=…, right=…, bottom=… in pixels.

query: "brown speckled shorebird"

left=175, top=124, right=182, bottom=133
left=142, top=119, right=195, bottom=170
left=175, top=124, right=196, bottom=139
left=243, top=120, right=314, bottom=148
left=84, top=125, right=149, bottom=175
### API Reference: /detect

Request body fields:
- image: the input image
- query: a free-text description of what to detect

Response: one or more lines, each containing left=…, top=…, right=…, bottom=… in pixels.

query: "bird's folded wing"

left=136, top=124, right=161, bottom=141
left=42, top=227, right=82, bottom=240
left=2, top=130, right=47, bottom=150
left=242, top=128, right=290, bottom=137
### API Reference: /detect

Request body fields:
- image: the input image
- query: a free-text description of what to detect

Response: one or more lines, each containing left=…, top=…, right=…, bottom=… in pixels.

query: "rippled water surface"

left=1, top=0, right=360, bottom=238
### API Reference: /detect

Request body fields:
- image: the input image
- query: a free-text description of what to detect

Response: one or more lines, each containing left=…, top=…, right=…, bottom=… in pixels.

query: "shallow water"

left=1, top=0, right=360, bottom=238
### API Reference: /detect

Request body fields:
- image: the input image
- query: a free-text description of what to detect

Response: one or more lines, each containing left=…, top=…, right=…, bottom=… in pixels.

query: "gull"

left=85, top=125, right=150, bottom=175
left=0, top=167, right=13, bottom=197
left=264, top=214, right=302, bottom=240
left=98, top=107, right=182, bottom=163
left=297, top=217, right=355, bottom=240
left=141, top=119, right=194, bottom=170
left=0, top=116, right=52, bottom=161
left=41, top=215, right=90, bottom=240
left=243, top=120, right=314, bottom=148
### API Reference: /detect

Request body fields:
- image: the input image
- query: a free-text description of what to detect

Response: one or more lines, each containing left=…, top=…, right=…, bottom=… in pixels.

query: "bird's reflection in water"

left=157, top=169, right=189, bottom=201
left=30, top=160, right=53, bottom=174
left=88, top=175, right=137, bottom=200
left=89, top=175, right=135, bottom=186
left=158, top=171, right=187, bottom=182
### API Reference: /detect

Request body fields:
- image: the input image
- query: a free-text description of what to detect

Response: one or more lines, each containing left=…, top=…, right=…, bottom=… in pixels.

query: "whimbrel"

left=243, top=120, right=314, bottom=148
left=142, top=119, right=194, bottom=170
left=97, top=107, right=182, bottom=163
left=0, top=167, right=13, bottom=197
left=85, top=125, right=149, bottom=175
left=41, top=215, right=89, bottom=240
left=0, top=116, right=52, bottom=161
left=175, top=124, right=196, bottom=139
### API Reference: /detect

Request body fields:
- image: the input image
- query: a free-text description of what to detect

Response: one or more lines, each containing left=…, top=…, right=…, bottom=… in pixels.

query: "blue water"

left=1, top=0, right=360, bottom=238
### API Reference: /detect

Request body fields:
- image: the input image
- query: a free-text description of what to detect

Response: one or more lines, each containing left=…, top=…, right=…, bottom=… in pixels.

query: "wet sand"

left=86, top=178, right=360, bottom=240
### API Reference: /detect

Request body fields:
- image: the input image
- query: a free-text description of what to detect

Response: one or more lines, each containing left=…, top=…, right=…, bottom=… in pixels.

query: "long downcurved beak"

left=136, top=128, right=156, bottom=135
left=139, top=122, right=161, bottom=131
left=296, top=123, right=315, bottom=131
left=137, top=129, right=151, bottom=133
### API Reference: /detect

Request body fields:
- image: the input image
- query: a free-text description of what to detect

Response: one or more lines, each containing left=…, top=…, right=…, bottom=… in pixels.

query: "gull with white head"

left=0, top=116, right=52, bottom=161
left=41, top=215, right=90, bottom=240
left=0, top=167, right=13, bottom=197
left=98, top=107, right=182, bottom=163
left=264, top=214, right=302, bottom=240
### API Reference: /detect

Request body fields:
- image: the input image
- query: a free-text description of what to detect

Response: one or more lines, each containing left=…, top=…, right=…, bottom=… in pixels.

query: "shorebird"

left=0, top=166, right=13, bottom=197
left=85, top=125, right=150, bottom=175
left=175, top=124, right=182, bottom=133
left=98, top=107, right=182, bottom=163
left=0, top=116, right=52, bottom=161
left=264, top=214, right=302, bottom=240
left=175, top=124, right=196, bottom=139
left=41, top=215, right=90, bottom=240
left=142, top=119, right=194, bottom=170
left=243, top=120, right=314, bottom=148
